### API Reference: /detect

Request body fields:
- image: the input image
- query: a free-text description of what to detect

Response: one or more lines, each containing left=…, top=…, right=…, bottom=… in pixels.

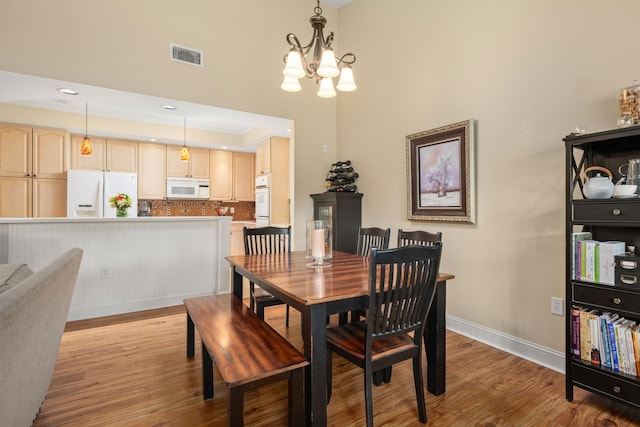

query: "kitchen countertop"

left=0, top=216, right=233, bottom=224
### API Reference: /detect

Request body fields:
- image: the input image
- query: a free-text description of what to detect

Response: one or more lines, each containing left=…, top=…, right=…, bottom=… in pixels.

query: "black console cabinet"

left=311, top=192, right=362, bottom=254
left=564, top=127, right=640, bottom=410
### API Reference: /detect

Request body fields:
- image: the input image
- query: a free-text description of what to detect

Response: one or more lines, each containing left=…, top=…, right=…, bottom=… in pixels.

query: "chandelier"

left=281, top=0, right=356, bottom=98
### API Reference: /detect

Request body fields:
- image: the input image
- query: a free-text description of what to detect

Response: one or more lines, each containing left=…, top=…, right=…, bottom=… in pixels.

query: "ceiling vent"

left=170, top=43, right=203, bottom=67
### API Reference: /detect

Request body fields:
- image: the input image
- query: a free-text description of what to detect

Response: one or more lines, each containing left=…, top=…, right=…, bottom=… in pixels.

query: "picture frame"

left=406, top=119, right=476, bottom=223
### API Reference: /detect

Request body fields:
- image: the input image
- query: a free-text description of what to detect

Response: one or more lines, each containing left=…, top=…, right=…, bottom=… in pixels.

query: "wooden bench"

left=184, top=293, right=308, bottom=427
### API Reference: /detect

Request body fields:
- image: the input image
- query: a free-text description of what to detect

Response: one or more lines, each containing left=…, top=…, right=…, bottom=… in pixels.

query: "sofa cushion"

left=0, top=264, right=34, bottom=294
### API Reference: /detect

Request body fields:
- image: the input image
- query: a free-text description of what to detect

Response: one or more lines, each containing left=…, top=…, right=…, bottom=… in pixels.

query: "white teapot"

left=582, top=166, right=614, bottom=199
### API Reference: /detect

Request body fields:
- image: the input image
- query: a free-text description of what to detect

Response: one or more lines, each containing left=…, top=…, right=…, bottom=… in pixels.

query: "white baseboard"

left=67, top=292, right=211, bottom=321
left=447, top=314, right=565, bottom=374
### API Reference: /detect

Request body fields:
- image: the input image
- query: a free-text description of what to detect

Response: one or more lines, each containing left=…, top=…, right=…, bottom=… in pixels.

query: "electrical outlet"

left=551, top=297, right=564, bottom=316
left=100, top=268, right=111, bottom=280
left=322, top=144, right=328, bottom=152
left=230, top=207, right=235, bottom=214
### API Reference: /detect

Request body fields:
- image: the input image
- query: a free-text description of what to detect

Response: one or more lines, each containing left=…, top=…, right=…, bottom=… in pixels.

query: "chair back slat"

left=356, top=227, right=391, bottom=257
left=367, top=244, right=442, bottom=341
left=397, top=228, right=442, bottom=247
left=243, top=226, right=291, bottom=255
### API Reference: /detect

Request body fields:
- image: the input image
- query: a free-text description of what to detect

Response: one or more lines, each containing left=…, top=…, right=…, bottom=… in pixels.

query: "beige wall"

left=3, top=0, right=640, bottom=355
left=336, top=0, right=640, bottom=352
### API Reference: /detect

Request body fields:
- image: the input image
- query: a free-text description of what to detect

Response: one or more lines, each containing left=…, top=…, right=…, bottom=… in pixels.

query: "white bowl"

left=613, top=184, right=638, bottom=197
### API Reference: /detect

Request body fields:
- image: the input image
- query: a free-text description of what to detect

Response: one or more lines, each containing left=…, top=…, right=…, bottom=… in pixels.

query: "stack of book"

left=571, top=232, right=625, bottom=284
left=572, top=306, right=640, bottom=376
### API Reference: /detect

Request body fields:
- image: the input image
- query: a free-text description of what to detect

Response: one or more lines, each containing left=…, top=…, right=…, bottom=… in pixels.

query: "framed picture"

left=406, top=119, right=476, bottom=223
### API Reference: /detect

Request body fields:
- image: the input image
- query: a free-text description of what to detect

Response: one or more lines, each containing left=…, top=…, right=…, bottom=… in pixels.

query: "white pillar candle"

left=311, top=228, right=325, bottom=258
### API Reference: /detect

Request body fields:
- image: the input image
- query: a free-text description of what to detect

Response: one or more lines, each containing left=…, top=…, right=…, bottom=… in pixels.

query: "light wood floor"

left=33, top=304, right=640, bottom=426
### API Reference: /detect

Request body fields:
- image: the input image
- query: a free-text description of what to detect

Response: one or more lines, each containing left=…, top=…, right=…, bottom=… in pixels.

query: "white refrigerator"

left=67, top=170, right=138, bottom=218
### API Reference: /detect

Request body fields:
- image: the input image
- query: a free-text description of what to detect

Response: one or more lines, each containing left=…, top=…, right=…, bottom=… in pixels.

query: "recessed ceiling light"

left=58, top=88, right=78, bottom=95
left=162, top=104, right=177, bottom=110
left=221, top=146, right=228, bottom=150
left=148, top=138, right=157, bottom=142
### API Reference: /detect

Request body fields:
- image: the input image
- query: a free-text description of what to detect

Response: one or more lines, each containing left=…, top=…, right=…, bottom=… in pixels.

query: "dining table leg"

left=302, top=304, right=328, bottom=427
left=425, top=279, right=447, bottom=395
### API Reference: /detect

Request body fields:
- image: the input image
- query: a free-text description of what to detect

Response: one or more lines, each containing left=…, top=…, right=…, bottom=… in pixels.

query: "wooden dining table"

left=226, top=250, right=454, bottom=427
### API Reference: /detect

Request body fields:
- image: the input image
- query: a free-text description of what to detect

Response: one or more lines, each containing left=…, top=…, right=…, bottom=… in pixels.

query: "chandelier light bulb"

left=317, top=77, right=336, bottom=98
left=281, top=75, right=302, bottom=92
left=283, top=50, right=305, bottom=78
left=317, top=48, right=339, bottom=78
left=336, top=65, right=357, bottom=92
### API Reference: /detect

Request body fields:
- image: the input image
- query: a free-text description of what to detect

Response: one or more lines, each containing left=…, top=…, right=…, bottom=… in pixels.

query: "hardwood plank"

left=33, top=304, right=640, bottom=426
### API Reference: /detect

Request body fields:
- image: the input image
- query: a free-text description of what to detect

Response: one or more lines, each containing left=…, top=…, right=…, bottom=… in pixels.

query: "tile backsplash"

left=141, top=200, right=255, bottom=221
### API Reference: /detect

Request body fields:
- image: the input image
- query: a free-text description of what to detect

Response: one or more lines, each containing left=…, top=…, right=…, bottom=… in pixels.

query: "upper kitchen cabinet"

left=71, top=137, right=138, bottom=173
left=233, top=152, right=255, bottom=201
left=210, top=150, right=232, bottom=200
left=0, top=124, right=68, bottom=179
left=106, top=139, right=138, bottom=173
left=0, top=124, right=69, bottom=217
left=166, top=146, right=210, bottom=178
left=138, top=142, right=166, bottom=199
left=255, top=138, right=271, bottom=175
left=210, top=151, right=255, bottom=201
left=71, top=135, right=107, bottom=170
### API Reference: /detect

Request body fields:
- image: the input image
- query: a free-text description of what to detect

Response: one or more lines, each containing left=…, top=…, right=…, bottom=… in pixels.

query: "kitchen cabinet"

left=564, top=127, right=640, bottom=411
left=210, top=150, right=232, bottom=200
left=0, top=124, right=68, bottom=217
left=106, top=139, right=138, bottom=172
left=71, top=137, right=138, bottom=172
left=70, top=135, right=107, bottom=170
left=138, top=142, right=166, bottom=199
left=255, top=138, right=271, bottom=175
left=166, top=146, right=209, bottom=178
left=210, top=150, right=255, bottom=201
left=233, top=152, right=255, bottom=201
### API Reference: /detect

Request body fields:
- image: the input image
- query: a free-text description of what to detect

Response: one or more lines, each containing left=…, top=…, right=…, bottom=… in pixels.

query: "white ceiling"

left=322, top=0, right=353, bottom=7
left=0, top=70, right=292, bottom=148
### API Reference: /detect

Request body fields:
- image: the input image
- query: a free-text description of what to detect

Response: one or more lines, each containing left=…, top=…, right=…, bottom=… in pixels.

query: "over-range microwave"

left=166, top=177, right=210, bottom=199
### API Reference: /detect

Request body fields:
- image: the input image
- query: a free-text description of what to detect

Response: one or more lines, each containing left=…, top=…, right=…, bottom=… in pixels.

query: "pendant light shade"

left=317, top=48, right=340, bottom=78
left=281, top=75, right=302, bottom=92
left=336, top=65, right=357, bottom=92
left=81, top=102, right=92, bottom=156
left=317, top=77, right=336, bottom=98
left=181, top=117, right=190, bottom=162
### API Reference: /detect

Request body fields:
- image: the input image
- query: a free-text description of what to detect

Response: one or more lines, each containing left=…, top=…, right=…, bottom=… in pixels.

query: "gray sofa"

left=0, top=248, right=83, bottom=427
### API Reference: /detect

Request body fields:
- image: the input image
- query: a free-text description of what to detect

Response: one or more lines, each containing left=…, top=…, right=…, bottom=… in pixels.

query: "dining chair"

left=340, top=226, right=391, bottom=325
left=243, top=226, right=291, bottom=327
left=326, top=243, right=443, bottom=427
left=397, top=228, right=442, bottom=247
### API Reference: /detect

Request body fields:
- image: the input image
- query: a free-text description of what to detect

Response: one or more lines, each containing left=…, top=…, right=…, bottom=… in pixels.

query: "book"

left=600, top=312, right=613, bottom=369
left=585, top=240, right=598, bottom=282
left=598, top=241, right=626, bottom=285
left=571, top=306, right=581, bottom=357
left=589, top=310, right=601, bottom=366
left=571, top=232, right=592, bottom=280
left=613, top=317, right=629, bottom=374
left=607, top=314, right=621, bottom=372
left=624, top=321, right=637, bottom=376
left=579, top=308, right=593, bottom=361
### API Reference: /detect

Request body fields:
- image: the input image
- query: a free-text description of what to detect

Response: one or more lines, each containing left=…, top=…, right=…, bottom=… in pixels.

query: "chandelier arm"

left=337, top=53, right=356, bottom=66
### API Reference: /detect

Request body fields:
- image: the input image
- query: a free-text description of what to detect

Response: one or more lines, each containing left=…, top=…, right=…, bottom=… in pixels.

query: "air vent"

left=170, top=43, right=203, bottom=67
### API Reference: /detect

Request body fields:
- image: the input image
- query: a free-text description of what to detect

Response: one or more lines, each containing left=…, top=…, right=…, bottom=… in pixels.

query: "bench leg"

left=202, top=342, right=214, bottom=400
left=228, top=386, right=244, bottom=427
left=187, top=313, right=195, bottom=358
left=289, top=367, right=305, bottom=427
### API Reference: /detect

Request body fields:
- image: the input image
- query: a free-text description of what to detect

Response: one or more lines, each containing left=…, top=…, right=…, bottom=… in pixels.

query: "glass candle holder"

left=306, top=219, right=332, bottom=267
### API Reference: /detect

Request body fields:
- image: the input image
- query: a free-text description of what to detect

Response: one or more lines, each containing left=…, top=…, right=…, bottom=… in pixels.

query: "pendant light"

left=181, top=117, right=190, bottom=162
left=80, top=102, right=92, bottom=156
